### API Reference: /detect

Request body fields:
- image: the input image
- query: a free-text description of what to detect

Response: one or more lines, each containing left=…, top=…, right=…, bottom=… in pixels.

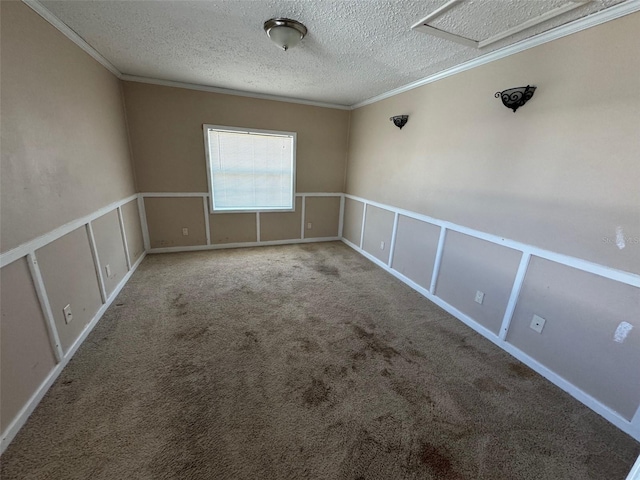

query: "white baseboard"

left=341, top=238, right=640, bottom=442
left=627, top=454, right=640, bottom=480
left=148, top=236, right=341, bottom=254
left=0, top=251, right=147, bottom=455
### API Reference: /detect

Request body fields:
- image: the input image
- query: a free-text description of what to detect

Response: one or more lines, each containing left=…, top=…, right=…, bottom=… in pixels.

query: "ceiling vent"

left=411, top=0, right=591, bottom=49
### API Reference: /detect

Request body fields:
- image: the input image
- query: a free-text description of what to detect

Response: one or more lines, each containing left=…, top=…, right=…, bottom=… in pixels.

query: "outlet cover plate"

left=474, top=290, right=485, bottom=304
left=530, top=314, right=546, bottom=334
left=63, top=304, right=73, bottom=324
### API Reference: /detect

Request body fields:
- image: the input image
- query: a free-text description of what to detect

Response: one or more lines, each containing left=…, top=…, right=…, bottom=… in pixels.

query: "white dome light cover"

left=264, top=18, right=307, bottom=51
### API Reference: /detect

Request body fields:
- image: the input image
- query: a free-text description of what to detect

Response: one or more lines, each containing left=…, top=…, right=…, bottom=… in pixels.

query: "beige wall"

left=391, top=216, right=441, bottom=290
left=342, top=198, right=365, bottom=246
left=507, top=258, right=640, bottom=420
left=0, top=1, right=136, bottom=252
left=435, top=232, right=522, bottom=335
left=0, top=1, right=139, bottom=440
left=121, top=200, right=145, bottom=262
left=122, top=82, right=350, bottom=194
left=260, top=197, right=303, bottom=242
left=1, top=258, right=57, bottom=432
left=91, top=210, right=129, bottom=296
left=346, top=12, right=640, bottom=275
left=362, top=205, right=395, bottom=264
left=36, top=228, right=103, bottom=354
left=305, top=197, right=341, bottom=239
left=122, top=82, right=349, bottom=246
left=209, top=196, right=341, bottom=244
left=211, top=213, right=257, bottom=245
left=144, top=197, right=208, bottom=249
left=144, top=195, right=341, bottom=248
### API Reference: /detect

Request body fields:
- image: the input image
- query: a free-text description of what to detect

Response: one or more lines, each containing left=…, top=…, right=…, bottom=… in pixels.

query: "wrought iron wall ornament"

left=495, top=85, right=536, bottom=112
left=390, top=115, right=409, bottom=129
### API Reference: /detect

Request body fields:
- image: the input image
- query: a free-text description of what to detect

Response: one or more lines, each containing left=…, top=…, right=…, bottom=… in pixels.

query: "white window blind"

left=204, top=126, right=295, bottom=212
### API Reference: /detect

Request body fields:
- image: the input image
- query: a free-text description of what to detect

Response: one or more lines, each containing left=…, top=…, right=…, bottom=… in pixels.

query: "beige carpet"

left=2, top=242, right=638, bottom=479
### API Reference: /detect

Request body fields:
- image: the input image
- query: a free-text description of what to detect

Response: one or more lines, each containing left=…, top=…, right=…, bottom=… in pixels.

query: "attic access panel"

left=411, top=0, right=591, bottom=49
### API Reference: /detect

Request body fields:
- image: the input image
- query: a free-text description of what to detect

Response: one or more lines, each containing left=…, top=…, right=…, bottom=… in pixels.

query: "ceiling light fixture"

left=495, top=85, right=537, bottom=112
left=263, top=18, right=307, bottom=51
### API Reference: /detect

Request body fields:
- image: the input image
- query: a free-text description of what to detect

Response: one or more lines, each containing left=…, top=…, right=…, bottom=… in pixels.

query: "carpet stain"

left=420, top=442, right=457, bottom=478
left=171, top=293, right=188, bottom=310
left=406, top=346, right=427, bottom=359
left=314, top=262, right=340, bottom=277
left=350, top=350, right=367, bottom=362
left=458, top=343, right=489, bottom=358
left=391, top=378, right=432, bottom=406
left=302, top=378, right=331, bottom=407
left=420, top=442, right=458, bottom=479
left=174, top=326, right=208, bottom=341
left=240, top=331, right=260, bottom=350
left=296, top=337, right=322, bottom=353
left=324, top=364, right=348, bottom=379
left=473, top=377, right=509, bottom=393
left=352, top=325, right=401, bottom=363
left=339, top=428, right=409, bottom=479
left=508, top=362, right=537, bottom=379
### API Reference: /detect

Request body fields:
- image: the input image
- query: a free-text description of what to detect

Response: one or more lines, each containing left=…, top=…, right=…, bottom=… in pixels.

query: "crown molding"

left=119, top=75, right=351, bottom=110
left=22, top=0, right=120, bottom=77
left=22, top=0, right=640, bottom=111
left=351, top=0, right=640, bottom=109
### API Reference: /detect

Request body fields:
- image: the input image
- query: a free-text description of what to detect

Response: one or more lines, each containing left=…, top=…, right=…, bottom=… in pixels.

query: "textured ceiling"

left=429, top=0, right=577, bottom=40
left=40, top=0, right=625, bottom=107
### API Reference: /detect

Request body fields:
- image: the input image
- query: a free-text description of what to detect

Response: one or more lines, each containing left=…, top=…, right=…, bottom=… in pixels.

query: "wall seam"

left=119, top=80, right=140, bottom=193
left=342, top=109, right=352, bottom=194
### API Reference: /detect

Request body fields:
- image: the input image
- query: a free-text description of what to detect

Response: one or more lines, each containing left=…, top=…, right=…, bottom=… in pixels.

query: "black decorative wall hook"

left=390, top=115, right=409, bottom=129
left=495, top=85, right=536, bottom=112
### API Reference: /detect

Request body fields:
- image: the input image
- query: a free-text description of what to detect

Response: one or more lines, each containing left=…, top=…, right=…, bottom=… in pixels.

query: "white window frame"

left=203, top=124, right=297, bottom=214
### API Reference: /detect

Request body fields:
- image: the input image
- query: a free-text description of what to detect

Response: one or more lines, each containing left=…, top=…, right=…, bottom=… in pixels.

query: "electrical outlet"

left=105, top=264, right=111, bottom=278
left=63, top=304, right=73, bottom=324
left=307, top=222, right=312, bottom=229
left=474, top=290, right=485, bottom=304
left=182, top=227, right=189, bottom=236
left=380, top=241, right=385, bottom=250
left=530, top=314, right=546, bottom=334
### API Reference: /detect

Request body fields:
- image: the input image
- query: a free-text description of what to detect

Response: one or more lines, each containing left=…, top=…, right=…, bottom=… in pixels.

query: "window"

left=203, top=124, right=296, bottom=213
